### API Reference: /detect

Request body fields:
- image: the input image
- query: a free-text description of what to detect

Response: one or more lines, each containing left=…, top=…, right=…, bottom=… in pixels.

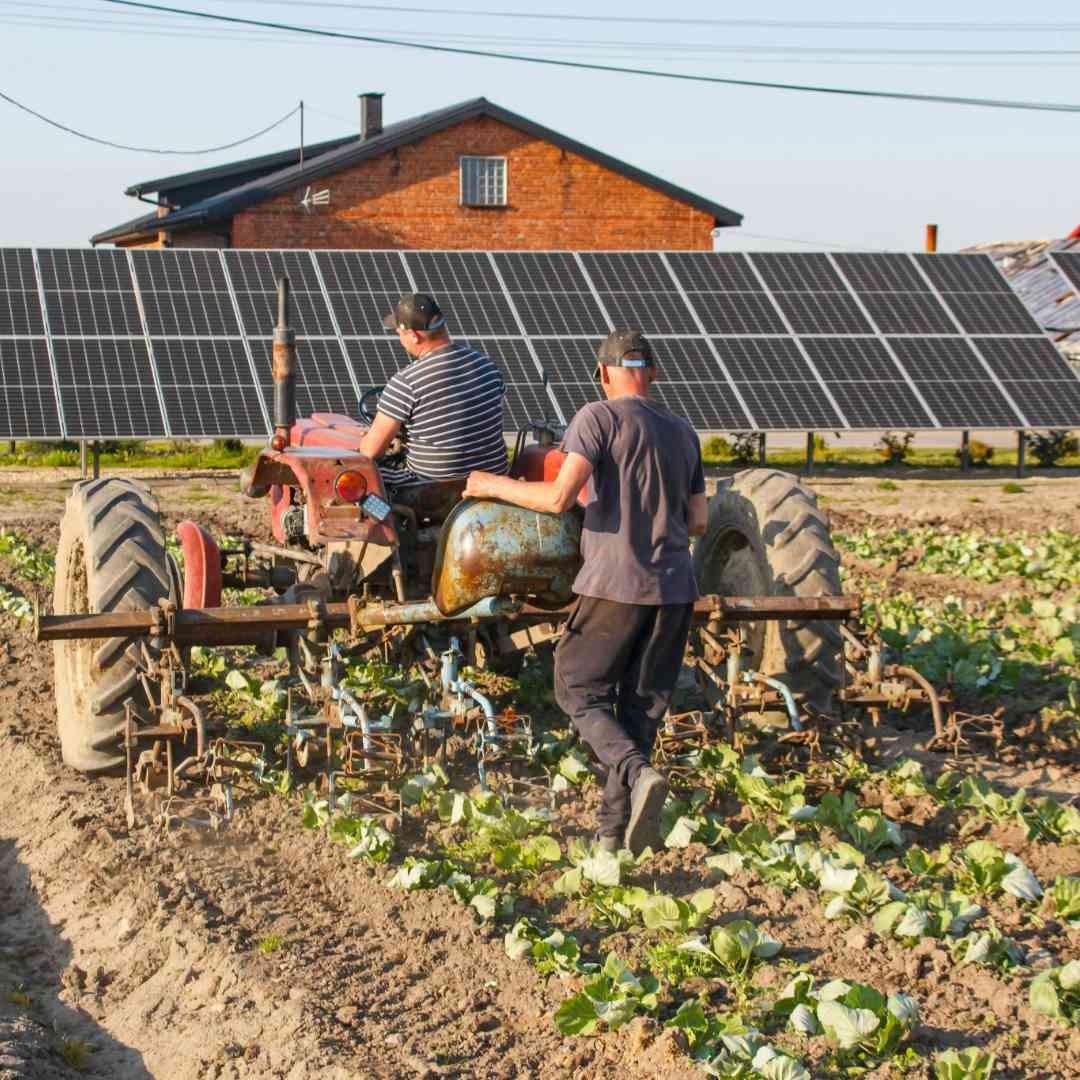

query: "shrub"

left=956, top=439, right=994, bottom=467
left=878, top=432, right=914, bottom=465
left=213, top=438, right=244, bottom=454
left=703, top=436, right=729, bottom=459
left=1025, top=430, right=1079, bottom=468
left=728, top=432, right=760, bottom=464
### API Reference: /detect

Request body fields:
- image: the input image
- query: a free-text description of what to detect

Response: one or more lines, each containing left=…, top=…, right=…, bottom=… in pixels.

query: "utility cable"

left=97, top=0, right=1080, bottom=113
left=9, top=1, right=1080, bottom=53
left=207, top=2, right=1080, bottom=35
left=0, top=88, right=299, bottom=154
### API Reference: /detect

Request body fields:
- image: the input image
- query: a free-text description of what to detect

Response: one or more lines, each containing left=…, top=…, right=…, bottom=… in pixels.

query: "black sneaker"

left=623, top=767, right=668, bottom=856
left=595, top=833, right=621, bottom=854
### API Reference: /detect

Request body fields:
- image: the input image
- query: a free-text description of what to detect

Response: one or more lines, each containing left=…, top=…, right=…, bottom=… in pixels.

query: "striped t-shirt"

left=376, top=340, right=509, bottom=481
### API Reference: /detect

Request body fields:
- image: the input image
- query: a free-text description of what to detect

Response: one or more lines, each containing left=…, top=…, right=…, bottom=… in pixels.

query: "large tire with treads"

left=692, top=468, right=842, bottom=711
left=53, top=478, right=174, bottom=773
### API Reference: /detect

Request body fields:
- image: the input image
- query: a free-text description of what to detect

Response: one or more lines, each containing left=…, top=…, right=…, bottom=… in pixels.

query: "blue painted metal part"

left=743, top=670, right=801, bottom=731
left=431, top=498, right=582, bottom=616
left=363, top=594, right=520, bottom=627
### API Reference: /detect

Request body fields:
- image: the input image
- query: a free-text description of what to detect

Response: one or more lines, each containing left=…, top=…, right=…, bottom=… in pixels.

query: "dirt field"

left=1, top=469, right=1078, bottom=1079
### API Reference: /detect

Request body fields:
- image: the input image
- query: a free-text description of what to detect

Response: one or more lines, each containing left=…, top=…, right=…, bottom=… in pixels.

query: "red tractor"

left=41, top=279, right=899, bottom=821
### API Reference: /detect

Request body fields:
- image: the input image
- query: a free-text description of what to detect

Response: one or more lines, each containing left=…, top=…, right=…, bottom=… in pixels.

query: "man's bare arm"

left=689, top=493, right=708, bottom=537
left=358, top=413, right=402, bottom=461
left=464, top=453, right=593, bottom=514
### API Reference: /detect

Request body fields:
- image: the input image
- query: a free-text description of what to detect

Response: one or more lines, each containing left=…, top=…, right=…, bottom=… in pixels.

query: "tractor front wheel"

left=692, top=468, right=842, bottom=712
left=53, top=478, right=175, bottom=773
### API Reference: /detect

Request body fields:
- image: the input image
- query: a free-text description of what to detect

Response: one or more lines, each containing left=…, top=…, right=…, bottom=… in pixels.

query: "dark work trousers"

left=554, top=595, right=694, bottom=836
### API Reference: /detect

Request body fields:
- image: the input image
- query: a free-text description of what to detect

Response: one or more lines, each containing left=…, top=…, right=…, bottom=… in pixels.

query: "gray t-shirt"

left=561, top=396, right=705, bottom=606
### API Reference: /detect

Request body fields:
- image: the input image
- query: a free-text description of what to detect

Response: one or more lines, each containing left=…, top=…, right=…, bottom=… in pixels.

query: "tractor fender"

left=432, top=499, right=582, bottom=616
left=176, top=521, right=223, bottom=609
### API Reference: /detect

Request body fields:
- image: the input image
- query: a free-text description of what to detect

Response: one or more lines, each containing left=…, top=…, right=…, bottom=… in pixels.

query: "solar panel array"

left=0, top=247, right=1077, bottom=440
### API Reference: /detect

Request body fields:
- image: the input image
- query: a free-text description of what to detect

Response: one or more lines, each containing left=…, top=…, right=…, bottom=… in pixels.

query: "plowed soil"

left=1, top=470, right=1079, bottom=1079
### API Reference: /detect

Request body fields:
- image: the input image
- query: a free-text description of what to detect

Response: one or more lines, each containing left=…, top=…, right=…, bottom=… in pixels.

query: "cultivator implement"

left=37, top=592, right=929, bottom=826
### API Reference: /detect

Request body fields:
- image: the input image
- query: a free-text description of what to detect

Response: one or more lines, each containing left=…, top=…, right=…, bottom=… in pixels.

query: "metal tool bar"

left=37, top=593, right=859, bottom=645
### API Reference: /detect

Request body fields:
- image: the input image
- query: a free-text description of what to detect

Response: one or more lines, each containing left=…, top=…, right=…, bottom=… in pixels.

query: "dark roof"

left=91, top=208, right=164, bottom=245
left=92, top=97, right=741, bottom=244
left=124, top=133, right=358, bottom=199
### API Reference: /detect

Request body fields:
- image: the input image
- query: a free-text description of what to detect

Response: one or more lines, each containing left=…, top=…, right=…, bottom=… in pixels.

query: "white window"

left=460, top=156, right=507, bottom=207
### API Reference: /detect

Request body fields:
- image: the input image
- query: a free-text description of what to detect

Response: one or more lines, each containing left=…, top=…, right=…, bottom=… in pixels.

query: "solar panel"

left=132, top=250, right=240, bottom=337
left=0, top=340, right=61, bottom=438
left=579, top=252, right=699, bottom=335
left=316, top=251, right=412, bottom=337
left=752, top=253, right=847, bottom=293
left=38, top=249, right=142, bottom=337
left=888, top=338, right=1022, bottom=427
left=343, top=338, right=407, bottom=390
left=252, top=339, right=358, bottom=417
left=1050, top=251, right=1080, bottom=292
left=771, top=293, right=874, bottom=336
left=832, top=253, right=931, bottom=293
left=0, top=250, right=44, bottom=336
left=400, top=252, right=519, bottom=335
left=52, top=340, right=165, bottom=437
left=664, top=254, right=785, bottom=336
left=712, top=337, right=843, bottom=429
left=802, top=338, right=935, bottom=428
left=466, top=337, right=562, bottom=427
left=938, top=292, right=1045, bottom=336
left=912, top=253, right=1012, bottom=293
left=682, top=293, right=786, bottom=336
left=666, top=252, right=763, bottom=293
left=492, top=253, right=608, bottom=336
left=855, top=293, right=958, bottom=336
left=973, top=337, right=1080, bottom=426
left=529, top=338, right=598, bottom=383
left=225, top=250, right=335, bottom=336
left=151, top=339, right=266, bottom=436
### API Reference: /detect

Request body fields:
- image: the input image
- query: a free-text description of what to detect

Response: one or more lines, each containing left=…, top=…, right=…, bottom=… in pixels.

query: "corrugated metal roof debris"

left=968, top=236, right=1080, bottom=363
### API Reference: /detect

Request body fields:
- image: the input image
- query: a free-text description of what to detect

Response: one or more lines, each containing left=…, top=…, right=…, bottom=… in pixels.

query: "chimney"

left=359, top=92, right=384, bottom=139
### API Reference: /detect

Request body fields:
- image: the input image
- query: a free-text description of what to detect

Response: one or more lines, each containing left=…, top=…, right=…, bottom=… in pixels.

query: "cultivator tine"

left=655, top=710, right=717, bottom=787
left=326, top=772, right=403, bottom=823
left=474, top=710, right=539, bottom=796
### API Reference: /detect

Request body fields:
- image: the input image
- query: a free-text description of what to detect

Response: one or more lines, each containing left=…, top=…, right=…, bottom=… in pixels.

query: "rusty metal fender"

left=432, top=498, right=582, bottom=616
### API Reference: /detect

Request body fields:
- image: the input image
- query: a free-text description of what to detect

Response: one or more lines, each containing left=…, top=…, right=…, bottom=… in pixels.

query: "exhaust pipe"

left=271, top=276, right=296, bottom=450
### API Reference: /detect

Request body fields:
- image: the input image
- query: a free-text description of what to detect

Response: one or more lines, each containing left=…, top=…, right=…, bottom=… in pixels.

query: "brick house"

left=91, top=95, right=741, bottom=250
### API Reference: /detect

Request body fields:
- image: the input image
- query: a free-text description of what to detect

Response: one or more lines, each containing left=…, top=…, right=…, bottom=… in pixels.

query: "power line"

left=7, top=1, right=1080, bottom=53
left=0, top=87, right=300, bottom=154
left=7, top=13, right=1080, bottom=67
left=725, top=230, right=892, bottom=253
left=97, top=0, right=1080, bottom=113
left=204, top=1, right=1080, bottom=35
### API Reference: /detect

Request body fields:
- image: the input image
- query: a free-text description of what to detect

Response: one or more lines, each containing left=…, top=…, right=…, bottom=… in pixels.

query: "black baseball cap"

left=593, top=328, right=654, bottom=380
left=383, top=293, right=447, bottom=332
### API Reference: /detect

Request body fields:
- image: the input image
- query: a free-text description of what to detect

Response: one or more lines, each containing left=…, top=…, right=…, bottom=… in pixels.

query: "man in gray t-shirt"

left=464, top=329, right=707, bottom=855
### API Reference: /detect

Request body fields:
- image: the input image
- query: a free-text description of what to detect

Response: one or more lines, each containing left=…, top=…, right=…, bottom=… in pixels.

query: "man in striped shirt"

left=358, top=293, right=508, bottom=485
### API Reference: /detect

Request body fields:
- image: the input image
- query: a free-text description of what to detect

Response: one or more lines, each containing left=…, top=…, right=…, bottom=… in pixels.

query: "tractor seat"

left=385, top=476, right=468, bottom=527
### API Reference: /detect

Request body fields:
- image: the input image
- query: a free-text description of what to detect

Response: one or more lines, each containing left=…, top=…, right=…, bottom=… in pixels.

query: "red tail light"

left=334, top=469, right=368, bottom=503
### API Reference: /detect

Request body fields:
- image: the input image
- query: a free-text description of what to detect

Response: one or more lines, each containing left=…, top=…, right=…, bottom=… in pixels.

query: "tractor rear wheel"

left=692, top=468, right=842, bottom=712
left=53, top=478, right=175, bottom=773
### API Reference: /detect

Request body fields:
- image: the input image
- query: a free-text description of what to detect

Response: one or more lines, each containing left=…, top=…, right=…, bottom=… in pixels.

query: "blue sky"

left=2, top=0, right=1077, bottom=251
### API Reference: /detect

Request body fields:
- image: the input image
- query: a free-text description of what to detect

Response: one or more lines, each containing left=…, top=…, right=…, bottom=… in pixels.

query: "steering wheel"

left=358, top=385, right=384, bottom=425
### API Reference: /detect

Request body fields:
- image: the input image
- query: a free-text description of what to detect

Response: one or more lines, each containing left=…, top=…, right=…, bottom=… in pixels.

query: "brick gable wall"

left=229, top=116, right=715, bottom=250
